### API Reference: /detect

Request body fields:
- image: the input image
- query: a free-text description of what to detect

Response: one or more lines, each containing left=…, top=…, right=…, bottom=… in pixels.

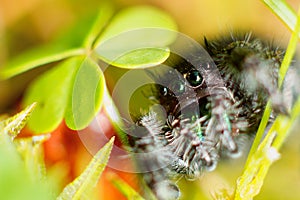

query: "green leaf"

left=22, top=56, right=105, bottom=133
left=100, top=47, right=170, bottom=69
left=65, top=57, right=105, bottom=130
left=23, top=57, right=84, bottom=133
left=94, top=6, right=177, bottom=68
left=0, top=45, right=85, bottom=79
left=108, top=172, right=145, bottom=200
left=0, top=103, right=36, bottom=139
left=262, top=0, right=297, bottom=33
left=95, top=6, right=177, bottom=45
left=57, top=137, right=115, bottom=200
left=0, top=3, right=114, bottom=80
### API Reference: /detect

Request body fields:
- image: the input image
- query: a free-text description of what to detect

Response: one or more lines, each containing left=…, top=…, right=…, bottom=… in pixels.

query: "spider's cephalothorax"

left=129, top=33, right=293, bottom=199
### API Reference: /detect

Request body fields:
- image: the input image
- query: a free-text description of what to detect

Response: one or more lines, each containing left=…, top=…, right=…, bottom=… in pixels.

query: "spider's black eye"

left=162, top=86, right=168, bottom=96
left=171, top=80, right=186, bottom=95
left=186, top=70, right=203, bottom=87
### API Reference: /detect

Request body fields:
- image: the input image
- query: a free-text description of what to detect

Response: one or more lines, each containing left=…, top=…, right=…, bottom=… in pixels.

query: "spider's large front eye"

left=186, top=70, right=203, bottom=87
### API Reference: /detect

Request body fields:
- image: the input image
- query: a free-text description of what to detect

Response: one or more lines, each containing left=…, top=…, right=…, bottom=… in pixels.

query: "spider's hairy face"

left=129, top=33, right=293, bottom=199
left=150, top=33, right=285, bottom=176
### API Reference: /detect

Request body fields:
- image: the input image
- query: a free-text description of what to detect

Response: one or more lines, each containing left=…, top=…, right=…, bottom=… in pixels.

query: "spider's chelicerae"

left=127, top=32, right=299, bottom=200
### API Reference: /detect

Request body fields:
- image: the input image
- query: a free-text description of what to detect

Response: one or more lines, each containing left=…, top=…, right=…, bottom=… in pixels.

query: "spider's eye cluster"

left=160, top=69, right=204, bottom=98
left=160, top=81, right=186, bottom=97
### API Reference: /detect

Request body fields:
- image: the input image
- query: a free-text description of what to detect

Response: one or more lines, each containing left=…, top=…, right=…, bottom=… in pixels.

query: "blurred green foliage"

left=0, top=104, right=53, bottom=200
left=0, top=104, right=115, bottom=200
left=0, top=4, right=178, bottom=133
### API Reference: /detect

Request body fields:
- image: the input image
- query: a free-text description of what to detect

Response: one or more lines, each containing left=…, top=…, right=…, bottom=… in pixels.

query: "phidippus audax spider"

left=127, top=32, right=299, bottom=200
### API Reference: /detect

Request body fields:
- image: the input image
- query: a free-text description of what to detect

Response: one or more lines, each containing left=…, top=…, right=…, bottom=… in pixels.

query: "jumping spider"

left=127, top=32, right=298, bottom=200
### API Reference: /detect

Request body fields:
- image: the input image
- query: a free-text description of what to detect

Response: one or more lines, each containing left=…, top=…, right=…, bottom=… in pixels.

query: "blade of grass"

left=244, top=2, right=300, bottom=169
left=108, top=172, right=145, bottom=200
left=278, top=10, right=300, bottom=86
left=15, top=134, right=50, bottom=182
left=0, top=103, right=36, bottom=139
left=57, top=137, right=114, bottom=200
left=233, top=5, right=300, bottom=199
left=272, top=94, right=300, bottom=149
left=262, top=0, right=298, bottom=34
left=0, top=104, right=53, bottom=200
left=234, top=131, right=279, bottom=200
left=234, top=87, right=300, bottom=200
left=244, top=102, right=271, bottom=168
